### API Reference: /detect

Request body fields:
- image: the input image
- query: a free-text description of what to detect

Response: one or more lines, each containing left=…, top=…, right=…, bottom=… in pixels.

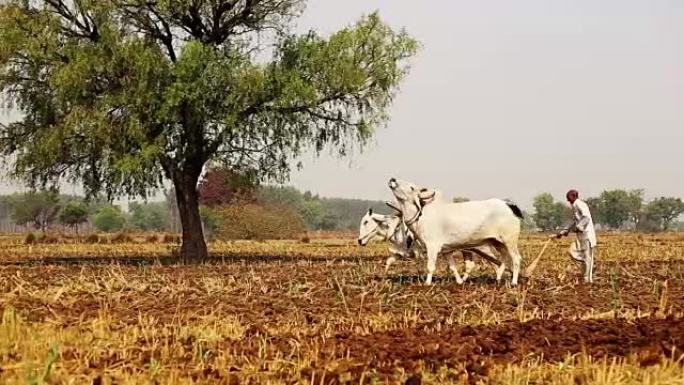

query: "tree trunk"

left=173, top=171, right=208, bottom=262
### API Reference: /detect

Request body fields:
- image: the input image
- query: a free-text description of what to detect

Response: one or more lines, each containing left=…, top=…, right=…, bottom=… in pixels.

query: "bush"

left=162, top=233, right=181, bottom=244
left=110, top=231, right=133, bottom=244
left=85, top=234, right=100, bottom=244
left=39, top=234, right=60, bottom=244
left=92, top=205, right=126, bottom=232
left=215, top=204, right=306, bottom=241
left=25, top=232, right=36, bottom=245
left=146, top=234, right=160, bottom=243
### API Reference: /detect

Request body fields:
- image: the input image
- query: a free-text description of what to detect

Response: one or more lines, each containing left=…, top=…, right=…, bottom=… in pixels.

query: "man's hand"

left=554, top=230, right=569, bottom=239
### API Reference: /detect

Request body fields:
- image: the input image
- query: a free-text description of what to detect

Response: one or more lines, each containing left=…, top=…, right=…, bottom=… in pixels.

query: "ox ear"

left=368, top=208, right=373, bottom=215
left=385, top=201, right=402, bottom=215
left=418, top=188, right=436, bottom=202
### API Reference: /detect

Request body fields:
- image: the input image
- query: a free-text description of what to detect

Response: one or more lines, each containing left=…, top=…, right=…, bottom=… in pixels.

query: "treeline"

left=196, top=168, right=389, bottom=239
left=532, top=190, right=684, bottom=232
left=0, top=191, right=177, bottom=234
left=2, top=173, right=682, bottom=238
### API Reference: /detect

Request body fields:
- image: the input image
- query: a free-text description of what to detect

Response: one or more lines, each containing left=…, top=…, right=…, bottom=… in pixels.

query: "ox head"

left=387, top=178, right=436, bottom=222
left=357, top=208, right=399, bottom=246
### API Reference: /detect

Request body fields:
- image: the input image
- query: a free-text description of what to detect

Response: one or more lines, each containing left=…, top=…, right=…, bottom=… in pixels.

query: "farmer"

left=555, top=189, right=597, bottom=283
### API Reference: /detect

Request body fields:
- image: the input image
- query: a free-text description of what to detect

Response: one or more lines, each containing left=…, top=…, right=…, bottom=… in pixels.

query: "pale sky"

left=289, top=0, right=684, bottom=208
left=2, top=0, right=683, bottom=209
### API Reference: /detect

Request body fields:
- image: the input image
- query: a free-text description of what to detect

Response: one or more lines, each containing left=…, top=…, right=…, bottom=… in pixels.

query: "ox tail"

left=505, top=201, right=524, bottom=219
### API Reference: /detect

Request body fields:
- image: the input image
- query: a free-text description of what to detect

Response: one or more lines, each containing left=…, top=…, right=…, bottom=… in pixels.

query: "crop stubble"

left=1, top=233, right=683, bottom=384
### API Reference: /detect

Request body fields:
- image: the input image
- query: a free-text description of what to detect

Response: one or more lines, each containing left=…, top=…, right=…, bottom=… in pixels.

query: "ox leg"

left=508, top=245, right=522, bottom=286
left=384, top=256, right=397, bottom=275
left=446, top=253, right=464, bottom=284
left=495, top=262, right=506, bottom=283
left=425, top=246, right=439, bottom=285
left=494, top=242, right=522, bottom=286
left=462, top=251, right=475, bottom=282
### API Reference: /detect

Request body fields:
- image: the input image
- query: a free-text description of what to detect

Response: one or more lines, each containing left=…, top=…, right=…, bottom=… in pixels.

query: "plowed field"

left=1, top=233, right=683, bottom=384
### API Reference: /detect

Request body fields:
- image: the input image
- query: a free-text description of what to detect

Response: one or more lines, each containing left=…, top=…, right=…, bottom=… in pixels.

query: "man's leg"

left=583, top=244, right=594, bottom=283
left=568, top=240, right=586, bottom=276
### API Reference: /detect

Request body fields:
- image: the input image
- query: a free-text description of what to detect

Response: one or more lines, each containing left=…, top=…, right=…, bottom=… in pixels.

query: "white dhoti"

left=569, top=239, right=595, bottom=283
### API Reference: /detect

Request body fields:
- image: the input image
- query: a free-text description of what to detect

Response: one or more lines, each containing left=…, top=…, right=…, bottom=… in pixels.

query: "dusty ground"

left=1, top=233, right=683, bottom=384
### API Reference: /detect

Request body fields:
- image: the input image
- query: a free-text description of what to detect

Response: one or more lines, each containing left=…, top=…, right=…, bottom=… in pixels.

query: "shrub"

left=40, top=234, right=60, bottom=244
left=215, top=204, right=306, bottom=241
left=162, top=233, right=181, bottom=244
left=85, top=234, right=100, bottom=244
left=110, top=231, right=133, bottom=244
left=146, top=234, right=160, bottom=243
left=25, top=232, right=36, bottom=245
left=92, top=206, right=126, bottom=232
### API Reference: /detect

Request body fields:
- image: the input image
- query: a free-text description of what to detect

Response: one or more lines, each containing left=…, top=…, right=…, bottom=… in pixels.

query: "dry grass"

left=0, top=233, right=683, bottom=384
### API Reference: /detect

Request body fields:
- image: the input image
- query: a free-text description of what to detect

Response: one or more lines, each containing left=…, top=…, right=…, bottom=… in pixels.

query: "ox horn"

left=385, top=201, right=402, bottom=215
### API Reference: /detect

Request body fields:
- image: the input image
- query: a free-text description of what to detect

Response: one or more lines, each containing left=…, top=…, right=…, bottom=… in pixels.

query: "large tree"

left=0, top=1, right=418, bottom=260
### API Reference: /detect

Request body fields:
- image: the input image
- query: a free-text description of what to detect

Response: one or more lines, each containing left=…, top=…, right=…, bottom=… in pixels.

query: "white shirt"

left=570, top=199, right=597, bottom=247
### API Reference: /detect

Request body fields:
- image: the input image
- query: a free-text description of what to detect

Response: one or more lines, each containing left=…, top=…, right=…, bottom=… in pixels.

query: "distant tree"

left=257, top=186, right=307, bottom=209
left=318, top=212, right=340, bottom=231
left=0, top=195, right=11, bottom=222
left=595, top=190, right=633, bottom=229
left=129, top=202, right=170, bottom=231
left=199, top=206, right=222, bottom=239
left=520, top=210, right=537, bottom=231
left=300, top=199, right=327, bottom=229
left=452, top=197, right=470, bottom=203
left=532, top=193, right=567, bottom=231
left=92, top=206, right=126, bottom=232
left=164, top=188, right=181, bottom=232
left=584, top=197, right=602, bottom=223
left=10, top=191, right=61, bottom=233
left=198, top=168, right=256, bottom=207
left=257, top=185, right=388, bottom=230
left=59, top=200, right=89, bottom=234
left=643, top=197, right=684, bottom=231
left=625, top=189, right=645, bottom=228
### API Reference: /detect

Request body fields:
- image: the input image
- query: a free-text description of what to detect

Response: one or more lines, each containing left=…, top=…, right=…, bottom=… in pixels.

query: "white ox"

left=387, top=178, right=524, bottom=286
left=357, top=209, right=504, bottom=281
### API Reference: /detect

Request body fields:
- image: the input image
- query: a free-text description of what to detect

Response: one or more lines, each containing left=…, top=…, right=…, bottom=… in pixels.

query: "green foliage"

left=59, top=201, right=89, bottom=230
left=8, top=190, right=61, bottom=232
left=520, top=211, right=538, bottom=231
left=199, top=205, right=222, bottom=238
left=0, top=1, right=417, bottom=259
left=532, top=193, right=567, bottom=231
left=642, top=197, right=684, bottom=231
left=594, top=190, right=634, bottom=229
left=92, top=205, right=125, bottom=232
left=129, top=202, right=170, bottom=231
left=257, top=185, right=387, bottom=230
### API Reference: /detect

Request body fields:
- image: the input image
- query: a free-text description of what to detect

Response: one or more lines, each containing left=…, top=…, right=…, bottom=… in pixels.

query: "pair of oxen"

left=358, top=178, right=533, bottom=286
